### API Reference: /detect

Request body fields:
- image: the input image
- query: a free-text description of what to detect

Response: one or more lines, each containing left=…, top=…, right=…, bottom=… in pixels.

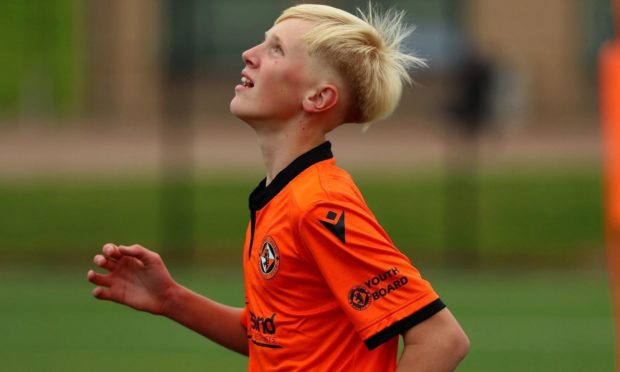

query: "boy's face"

left=230, top=19, right=319, bottom=127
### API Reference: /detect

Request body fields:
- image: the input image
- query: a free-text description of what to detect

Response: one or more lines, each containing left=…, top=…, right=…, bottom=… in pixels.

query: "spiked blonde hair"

left=276, top=3, right=425, bottom=124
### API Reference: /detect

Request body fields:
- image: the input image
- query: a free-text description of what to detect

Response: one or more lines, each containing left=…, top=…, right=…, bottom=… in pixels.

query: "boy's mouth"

left=241, top=76, right=255, bottom=88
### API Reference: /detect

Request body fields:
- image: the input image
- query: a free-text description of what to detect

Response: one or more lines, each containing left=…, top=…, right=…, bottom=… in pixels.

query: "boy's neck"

left=255, top=120, right=327, bottom=186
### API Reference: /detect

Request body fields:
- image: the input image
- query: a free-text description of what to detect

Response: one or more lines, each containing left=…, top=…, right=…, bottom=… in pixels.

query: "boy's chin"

left=229, top=105, right=257, bottom=125
left=229, top=100, right=246, bottom=119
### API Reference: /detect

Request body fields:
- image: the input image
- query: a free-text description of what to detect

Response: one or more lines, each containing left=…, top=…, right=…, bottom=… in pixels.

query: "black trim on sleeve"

left=364, top=298, right=446, bottom=351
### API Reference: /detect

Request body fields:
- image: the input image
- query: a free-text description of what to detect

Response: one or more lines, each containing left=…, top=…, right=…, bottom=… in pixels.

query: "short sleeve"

left=298, top=199, right=445, bottom=350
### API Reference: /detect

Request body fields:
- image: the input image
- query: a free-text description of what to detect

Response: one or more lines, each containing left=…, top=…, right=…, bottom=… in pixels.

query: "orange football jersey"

left=241, top=142, right=444, bottom=371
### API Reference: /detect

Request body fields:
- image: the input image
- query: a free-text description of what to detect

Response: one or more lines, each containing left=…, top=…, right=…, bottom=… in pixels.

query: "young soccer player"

left=87, top=4, right=470, bottom=371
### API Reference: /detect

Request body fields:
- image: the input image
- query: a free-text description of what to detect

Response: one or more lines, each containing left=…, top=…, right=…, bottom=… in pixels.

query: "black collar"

left=249, top=141, right=333, bottom=211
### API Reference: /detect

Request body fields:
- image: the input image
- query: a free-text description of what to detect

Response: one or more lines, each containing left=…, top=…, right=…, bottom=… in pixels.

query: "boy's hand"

left=87, top=243, right=177, bottom=315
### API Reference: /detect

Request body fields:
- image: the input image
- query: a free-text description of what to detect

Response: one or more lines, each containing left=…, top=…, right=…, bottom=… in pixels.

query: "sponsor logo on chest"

left=248, top=310, right=281, bottom=348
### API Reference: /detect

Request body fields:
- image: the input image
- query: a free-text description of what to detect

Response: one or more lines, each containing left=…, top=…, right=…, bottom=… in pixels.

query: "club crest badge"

left=259, top=236, right=280, bottom=280
left=348, top=286, right=372, bottom=311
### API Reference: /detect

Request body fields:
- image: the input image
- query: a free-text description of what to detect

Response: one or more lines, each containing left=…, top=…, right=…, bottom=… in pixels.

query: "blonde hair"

left=276, top=3, right=425, bottom=124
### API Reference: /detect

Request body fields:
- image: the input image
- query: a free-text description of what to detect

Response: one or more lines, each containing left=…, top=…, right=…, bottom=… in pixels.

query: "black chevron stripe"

left=320, top=211, right=345, bottom=244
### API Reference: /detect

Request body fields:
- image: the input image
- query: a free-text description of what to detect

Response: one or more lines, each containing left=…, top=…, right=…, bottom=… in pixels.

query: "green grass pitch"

left=0, top=166, right=613, bottom=370
left=0, top=166, right=604, bottom=263
left=0, top=265, right=613, bottom=371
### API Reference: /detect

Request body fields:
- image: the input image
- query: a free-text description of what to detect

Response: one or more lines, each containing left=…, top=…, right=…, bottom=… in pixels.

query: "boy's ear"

left=302, top=85, right=339, bottom=113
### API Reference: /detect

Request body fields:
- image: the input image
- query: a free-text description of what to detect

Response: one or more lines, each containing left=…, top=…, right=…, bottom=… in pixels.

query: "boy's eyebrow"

left=265, top=32, right=284, bottom=46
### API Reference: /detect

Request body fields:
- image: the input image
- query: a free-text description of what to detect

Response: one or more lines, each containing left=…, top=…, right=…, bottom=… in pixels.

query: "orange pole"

left=601, top=1, right=620, bottom=368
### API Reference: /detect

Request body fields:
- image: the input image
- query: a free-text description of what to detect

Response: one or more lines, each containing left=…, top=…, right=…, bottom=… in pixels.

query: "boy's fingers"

left=94, top=255, right=117, bottom=272
left=87, top=270, right=111, bottom=287
left=118, top=245, right=156, bottom=265
left=102, top=243, right=122, bottom=259
left=92, top=287, right=113, bottom=301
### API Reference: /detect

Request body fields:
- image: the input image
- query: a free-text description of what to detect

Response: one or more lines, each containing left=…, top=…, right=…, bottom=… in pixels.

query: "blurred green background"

left=0, top=0, right=615, bottom=371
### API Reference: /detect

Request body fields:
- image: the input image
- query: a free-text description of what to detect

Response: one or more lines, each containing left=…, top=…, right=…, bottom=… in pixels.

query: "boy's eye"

left=270, top=45, right=283, bottom=54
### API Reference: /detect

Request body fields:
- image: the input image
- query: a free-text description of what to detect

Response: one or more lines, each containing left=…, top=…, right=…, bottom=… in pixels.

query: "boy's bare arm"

left=87, top=243, right=248, bottom=355
left=397, top=308, right=469, bottom=371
